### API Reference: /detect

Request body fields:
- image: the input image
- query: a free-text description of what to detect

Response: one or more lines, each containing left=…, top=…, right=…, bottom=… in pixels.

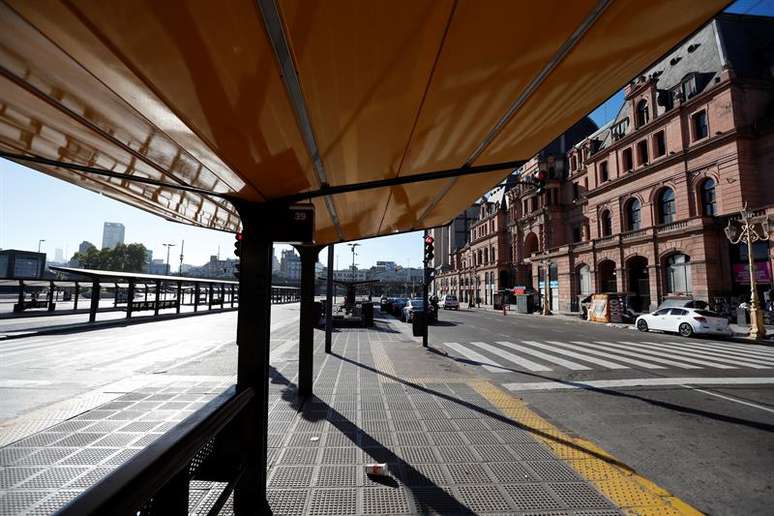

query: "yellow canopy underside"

left=0, top=0, right=728, bottom=244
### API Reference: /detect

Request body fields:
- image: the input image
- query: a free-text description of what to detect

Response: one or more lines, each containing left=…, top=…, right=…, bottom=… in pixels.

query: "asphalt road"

left=412, top=306, right=774, bottom=515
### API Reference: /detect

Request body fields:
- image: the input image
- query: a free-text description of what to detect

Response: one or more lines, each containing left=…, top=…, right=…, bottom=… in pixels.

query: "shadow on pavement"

left=429, top=346, right=774, bottom=432
left=269, top=366, right=475, bottom=515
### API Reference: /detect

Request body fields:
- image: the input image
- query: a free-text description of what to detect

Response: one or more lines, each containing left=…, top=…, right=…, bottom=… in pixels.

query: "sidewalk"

left=0, top=317, right=698, bottom=515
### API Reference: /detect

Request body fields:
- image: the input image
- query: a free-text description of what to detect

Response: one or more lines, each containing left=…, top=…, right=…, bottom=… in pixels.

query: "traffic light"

left=533, top=169, right=546, bottom=194
left=234, top=262, right=240, bottom=279
left=425, top=267, right=436, bottom=284
left=423, top=235, right=434, bottom=264
left=234, top=232, right=243, bottom=257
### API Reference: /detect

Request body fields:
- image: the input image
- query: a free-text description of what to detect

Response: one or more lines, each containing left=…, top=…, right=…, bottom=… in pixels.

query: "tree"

left=70, top=243, right=148, bottom=273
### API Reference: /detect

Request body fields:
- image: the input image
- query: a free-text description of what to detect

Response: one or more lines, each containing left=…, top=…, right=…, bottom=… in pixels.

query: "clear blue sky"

left=1, top=0, right=769, bottom=270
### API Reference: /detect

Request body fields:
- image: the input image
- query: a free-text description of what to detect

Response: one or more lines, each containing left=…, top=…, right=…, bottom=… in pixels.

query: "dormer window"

left=611, top=118, right=629, bottom=141
left=635, top=99, right=649, bottom=128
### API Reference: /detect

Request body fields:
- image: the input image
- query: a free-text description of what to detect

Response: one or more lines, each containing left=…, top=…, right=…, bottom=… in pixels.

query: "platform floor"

left=0, top=315, right=691, bottom=515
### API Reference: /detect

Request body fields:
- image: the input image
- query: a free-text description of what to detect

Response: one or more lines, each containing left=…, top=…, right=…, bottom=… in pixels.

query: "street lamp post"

left=347, top=243, right=360, bottom=282
left=724, top=203, right=771, bottom=340
left=162, top=243, right=176, bottom=275
left=38, top=239, right=45, bottom=253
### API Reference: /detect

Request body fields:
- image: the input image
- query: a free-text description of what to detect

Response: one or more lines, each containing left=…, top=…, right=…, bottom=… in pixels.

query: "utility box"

left=514, top=294, right=534, bottom=314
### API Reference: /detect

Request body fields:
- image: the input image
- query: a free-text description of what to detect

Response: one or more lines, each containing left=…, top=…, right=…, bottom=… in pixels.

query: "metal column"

left=73, top=282, right=79, bottom=310
left=220, top=284, right=225, bottom=309
left=296, top=245, right=322, bottom=398
left=208, top=284, right=213, bottom=311
left=325, top=244, right=334, bottom=353
left=233, top=208, right=273, bottom=514
left=126, top=280, right=135, bottom=319
left=194, top=283, right=200, bottom=312
left=176, top=281, right=182, bottom=313
left=89, top=280, right=100, bottom=323
left=154, top=280, right=161, bottom=316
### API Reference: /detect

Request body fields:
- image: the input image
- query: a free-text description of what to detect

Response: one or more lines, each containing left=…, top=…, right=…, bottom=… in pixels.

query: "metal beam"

left=271, top=159, right=527, bottom=205
left=325, top=245, right=334, bottom=353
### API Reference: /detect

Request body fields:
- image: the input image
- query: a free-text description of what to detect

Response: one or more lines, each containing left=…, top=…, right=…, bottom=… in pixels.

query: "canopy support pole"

left=296, top=245, right=323, bottom=398
left=233, top=205, right=273, bottom=514
left=127, top=280, right=135, bottom=319
left=73, top=282, right=79, bottom=310
left=325, top=245, right=334, bottom=353
left=89, top=280, right=100, bottom=323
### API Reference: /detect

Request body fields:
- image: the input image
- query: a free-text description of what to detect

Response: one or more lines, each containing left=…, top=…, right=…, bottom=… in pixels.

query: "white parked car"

left=440, top=295, right=459, bottom=310
left=635, top=307, right=732, bottom=337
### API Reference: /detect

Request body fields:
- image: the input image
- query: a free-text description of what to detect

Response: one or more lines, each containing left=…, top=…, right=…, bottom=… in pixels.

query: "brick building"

left=436, top=13, right=774, bottom=312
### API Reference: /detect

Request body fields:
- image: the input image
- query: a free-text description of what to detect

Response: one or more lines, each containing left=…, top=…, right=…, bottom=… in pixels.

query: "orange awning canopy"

left=0, top=0, right=728, bottom=244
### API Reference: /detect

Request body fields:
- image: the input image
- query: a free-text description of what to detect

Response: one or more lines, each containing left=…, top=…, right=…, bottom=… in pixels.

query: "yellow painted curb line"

left=470, top=380, right=702, bottom=515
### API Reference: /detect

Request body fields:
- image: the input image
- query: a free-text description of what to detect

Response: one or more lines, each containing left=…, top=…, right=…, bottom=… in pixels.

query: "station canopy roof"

left=0, top=0, right=728, bottom=244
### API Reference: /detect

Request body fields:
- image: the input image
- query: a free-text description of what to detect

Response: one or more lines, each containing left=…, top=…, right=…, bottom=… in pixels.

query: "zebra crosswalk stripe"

left=599, top=340, right=739, bottom=369
left=628, top=341, right=772, bottom=369
left=589, top=341, right=703, bottom=369
left=469, top=341, right=552, bottom=371
left=664, top=341, right=774, bottom=363
left=557, top=341, right=666, bottom=369
left=495, top=341, right=590, bottom=370
left=692, top=340, right=774, bottom=358
left=540, top=341, right=630, bottom=369
left=443, top=342, right=509, bottom=373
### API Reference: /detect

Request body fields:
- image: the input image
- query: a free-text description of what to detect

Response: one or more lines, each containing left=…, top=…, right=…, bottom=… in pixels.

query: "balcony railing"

left=621, top=228, right=648, bottom=241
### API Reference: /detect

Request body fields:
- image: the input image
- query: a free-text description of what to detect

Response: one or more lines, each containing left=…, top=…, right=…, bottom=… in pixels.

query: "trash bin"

left=737, top=307, right=749, bottom=325
left=361, top=302, right=374, bottom=327
left=412, top=311, right=426, bottom=337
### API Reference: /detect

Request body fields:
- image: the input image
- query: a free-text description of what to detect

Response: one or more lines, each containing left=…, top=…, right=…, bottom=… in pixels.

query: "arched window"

left=636, top=99, right=649, bottom=127
left=600, top=210, right=613, bottom=237
left=701, top=178, right=716, bottom=216
left=626, top=199, right=641, bottom=231
left=483, top=248, right=488, bottom=264
left=658, top=188, right=676, bottom=224
left=665, top=254, right=692, bottom=293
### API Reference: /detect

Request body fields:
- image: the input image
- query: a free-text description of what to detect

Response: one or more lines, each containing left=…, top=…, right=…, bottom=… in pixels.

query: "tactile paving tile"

left=321, top=447, right=359, bottom=464
left=118, top=421, right=162, bottom=433
left=445, top=463, right=492, bottom=485
left=0, top=490, right=49, bottom=515
left=363, top=446, right=396, bottom=463
left=510, top=442, right=558, bottom=460
left=133, top=433, right=163, bottom=447
left=391, top=420, right=423, bottom=432
left=26, top=490, right=81, bottom=515
left=408, top=487, right=466, bottom=515
left=453, top=418, right=489, bottom=431
left=269, top=466, right=314, bottom=488
left=0, top=447, right=36, bottom=466
left=280, top=448, right=318, bottom=467
left=92, top=433, right=141, bottom=447
left=18, top=467, right=89, bottom=489
left=1, top=467, right=46, bottom=489
left=66, top=467, right=112, bottom=488
left=362, top=487, right=411, bottom=514
left=12, top=433, right=67, bottom=448
left=549, top=482, right=615, bottom=509
left=102, top=448, right=139, bottom=466
left=48, top=420, right=94, bottom=433
left=360, top=420, right=391, bottom=433
left=324, top=431, right=358, bottom=448
left=487, top=461, right=535, bottom=482
left=360, top=432, right=392, bottom=448
left=435, top=446, right=480, bottom=463
left=473, top=444, right=518, bottom=462
left=504, top=483, right=566, bottom=511
left=399, top=463, right=449, bottom=486
left=286, top=433, right=323, bottom=448
left=461, top=430, right=502, bottom=445
left=422, top=420, right=456, bottom=432
left=457, top=484, right=513, bottom=513
left=314, top=465, right=359, bottom=487
left=527, top=461, right=584, bottom=482
left=396, top=442, right=443, bottom=464
left=307, top=488, right=357, bottom=516
left=61, top=448, right=120, bottom=466
left=13, top=447, right=78, bottom=466
left=394, top=432, right=430, bottom=446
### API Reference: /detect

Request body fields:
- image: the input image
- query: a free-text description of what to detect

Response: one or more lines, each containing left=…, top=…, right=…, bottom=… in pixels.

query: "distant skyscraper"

left=101, top=222, right=125, bottom=250
left=54, top=248, right=64, bottom=263
left=78, top=241, right=96, bottom=254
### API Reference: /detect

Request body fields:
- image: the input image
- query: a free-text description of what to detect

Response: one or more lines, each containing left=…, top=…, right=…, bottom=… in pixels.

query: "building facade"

left=435, top=14, right=774, bottom=313
left=101, top=222, right=125, bottom=250
left=0, top=250, right=47, bottom=278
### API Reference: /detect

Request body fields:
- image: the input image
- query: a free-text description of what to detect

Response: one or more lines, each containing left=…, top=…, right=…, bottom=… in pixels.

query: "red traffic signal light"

left=424, top=235, right=434, bottom=245
left=234, top=232, right=243, bottom=257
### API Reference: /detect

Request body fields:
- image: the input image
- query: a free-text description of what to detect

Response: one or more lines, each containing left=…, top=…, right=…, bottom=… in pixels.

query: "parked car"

left=402, top=299, right=437, bottom=323
left=656, top=297, right=708, bottom=311
left=636, top=307, right=731, bottom=337
left=440, top=295, right=459, bottom=310
left=391, top=298, right=408, bottom=317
